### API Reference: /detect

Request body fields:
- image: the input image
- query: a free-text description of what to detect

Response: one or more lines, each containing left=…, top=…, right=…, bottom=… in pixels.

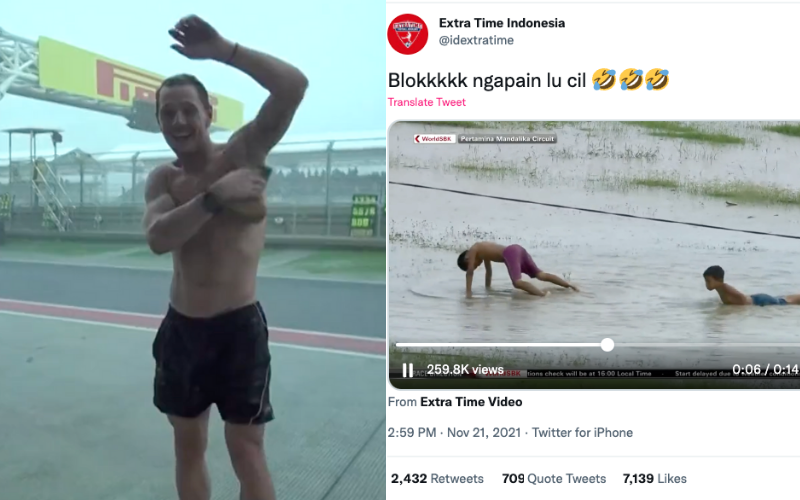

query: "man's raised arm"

left=143, top=165, right=214, bottom=255
left=218, top=39, right=308, bottom=166
left=169, top=16, right=308, bottom=164
left=217, top=45, right=306, bottom=220
left=167, top=16, right=308, bottom=220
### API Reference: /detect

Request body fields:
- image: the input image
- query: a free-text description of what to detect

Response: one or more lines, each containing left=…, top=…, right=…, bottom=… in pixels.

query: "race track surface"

left=0, top=260, right=385, bottom=338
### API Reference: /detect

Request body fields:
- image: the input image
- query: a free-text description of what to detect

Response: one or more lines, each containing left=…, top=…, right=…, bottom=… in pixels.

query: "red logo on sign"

left=96, top=60, right=160, bottom=103
left=96, top=60, right=220, bottom=122
left=387, top=14, right=428, bottom=55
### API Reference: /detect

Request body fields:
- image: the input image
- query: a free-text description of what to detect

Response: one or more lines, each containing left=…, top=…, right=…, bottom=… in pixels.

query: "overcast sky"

left=0, top=1, right=383, bottom=158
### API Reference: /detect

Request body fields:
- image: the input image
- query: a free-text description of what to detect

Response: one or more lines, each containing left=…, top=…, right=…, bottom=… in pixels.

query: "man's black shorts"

left=152, top=302, right=274, bottom=424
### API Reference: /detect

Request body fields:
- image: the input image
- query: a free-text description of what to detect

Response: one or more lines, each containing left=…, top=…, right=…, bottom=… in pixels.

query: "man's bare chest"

left=165, top=165, right=263, bottom=244
left=168, top=169, right=224, bottom=206
left=166, top=148, right=236, bottom=202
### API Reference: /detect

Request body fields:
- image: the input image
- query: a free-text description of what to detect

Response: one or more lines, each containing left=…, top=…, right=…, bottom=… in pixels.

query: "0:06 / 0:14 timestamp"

left=733, top=364, right=800, bottom=376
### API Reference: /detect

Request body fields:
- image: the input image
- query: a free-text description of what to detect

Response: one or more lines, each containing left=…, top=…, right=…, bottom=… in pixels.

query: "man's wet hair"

left=155, top=73, right=211, bottom=113
left=703, top=265, right=725, bottom=281
left=457, top=251, right=469, bottom=271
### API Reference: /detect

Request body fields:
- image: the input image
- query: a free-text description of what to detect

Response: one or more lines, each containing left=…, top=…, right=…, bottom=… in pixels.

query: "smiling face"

left=157, top=83, right=213, bottom=154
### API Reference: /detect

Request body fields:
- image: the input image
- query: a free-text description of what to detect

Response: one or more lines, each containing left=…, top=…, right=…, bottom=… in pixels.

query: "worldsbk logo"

left=387, top=14, right=428, bottom=55
left=414, top=134, right=456, bottom=144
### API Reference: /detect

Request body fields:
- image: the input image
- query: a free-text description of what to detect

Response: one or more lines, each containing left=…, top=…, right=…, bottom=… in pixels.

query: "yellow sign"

left=0, top=193, right=13, bottom=219
left=37, top=36, right=244, bottom=131
left=350, top=194, right=378, bottom=237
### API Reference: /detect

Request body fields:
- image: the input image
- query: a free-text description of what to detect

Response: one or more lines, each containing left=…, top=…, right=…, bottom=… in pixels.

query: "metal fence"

left=0, top=137, right=387, bottom=238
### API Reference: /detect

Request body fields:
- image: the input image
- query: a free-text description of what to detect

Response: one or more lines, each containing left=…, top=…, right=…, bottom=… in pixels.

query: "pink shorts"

left=502, top=244, right=542, bottom=283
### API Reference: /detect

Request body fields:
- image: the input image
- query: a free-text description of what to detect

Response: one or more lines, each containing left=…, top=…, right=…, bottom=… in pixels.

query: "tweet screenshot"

left=387, top=1, right=800, bottom=497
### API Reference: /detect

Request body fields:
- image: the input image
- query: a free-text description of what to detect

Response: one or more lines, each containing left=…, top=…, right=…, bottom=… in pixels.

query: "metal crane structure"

left=0, top=28, right=140, bottom=126
left=0, top=26, right=237, bottom=230
left=0, top=26, right=148, bottom=231
left=0, top=27, right=237, bottom=131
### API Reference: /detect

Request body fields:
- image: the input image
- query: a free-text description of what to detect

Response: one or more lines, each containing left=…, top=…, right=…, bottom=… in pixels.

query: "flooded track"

left=389, top=121, right=800, bottom=370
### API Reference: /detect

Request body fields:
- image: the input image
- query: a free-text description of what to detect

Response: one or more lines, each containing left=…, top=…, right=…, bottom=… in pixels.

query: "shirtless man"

left=457, top=242, right=579, bottom=298
left=143, top=15, right=307, bottom=500
left=703, top=265, right=800, bottom=306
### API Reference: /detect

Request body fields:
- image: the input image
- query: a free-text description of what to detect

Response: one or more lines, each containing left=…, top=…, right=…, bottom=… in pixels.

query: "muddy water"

left=388, top=121, right=800, bottom=370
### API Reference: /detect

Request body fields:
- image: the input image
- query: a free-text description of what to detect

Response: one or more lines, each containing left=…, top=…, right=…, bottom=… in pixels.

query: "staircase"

left=32, top=158, right=73, bottom=231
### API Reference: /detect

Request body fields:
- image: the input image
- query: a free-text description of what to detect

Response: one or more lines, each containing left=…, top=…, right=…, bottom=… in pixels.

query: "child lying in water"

left=703, top=265, right=800, bottom=306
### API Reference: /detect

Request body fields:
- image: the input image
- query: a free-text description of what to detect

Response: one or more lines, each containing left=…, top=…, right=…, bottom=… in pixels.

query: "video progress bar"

left=397, top=340, right=614, bottom=352
left=396, top=342, right=800, bottom=349
left=396, top=343, right=600, bottom=347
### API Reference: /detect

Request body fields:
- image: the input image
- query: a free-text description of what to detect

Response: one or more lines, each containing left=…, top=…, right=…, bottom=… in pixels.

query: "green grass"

left=452, top=160, right=524, bottom=176
left=599, top=172, right=800, bottom=206
left=697, top=181, right=800, bottom=205
left=0, top=240, right=385, bottom=279
left=623, top=121, right=745, bottom=144
left=283, top=249, right=385, bottom=278
left=764, top=123, right=800, bottom=138
left=449, top=159, right=541, bottom=183
left=120, top=247, right=165, bottom=258
left=630, top=176, right=680, bottom=190
left=0, top=239, right=138, bottom=256
left=97, top=246, right=386, bottom=279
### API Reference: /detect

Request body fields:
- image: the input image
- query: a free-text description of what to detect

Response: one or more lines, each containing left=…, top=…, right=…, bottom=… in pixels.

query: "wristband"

left=201, top=191, right=224, bottom=215
left=225, top=43, right=239, bottom=64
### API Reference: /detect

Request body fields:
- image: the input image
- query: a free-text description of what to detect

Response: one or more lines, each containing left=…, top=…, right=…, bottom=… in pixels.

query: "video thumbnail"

left=389, top=121, right=800, bottom=389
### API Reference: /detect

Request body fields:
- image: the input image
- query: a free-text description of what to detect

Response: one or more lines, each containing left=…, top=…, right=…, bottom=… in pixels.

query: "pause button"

left=402, top=363, right=414, bottom=378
